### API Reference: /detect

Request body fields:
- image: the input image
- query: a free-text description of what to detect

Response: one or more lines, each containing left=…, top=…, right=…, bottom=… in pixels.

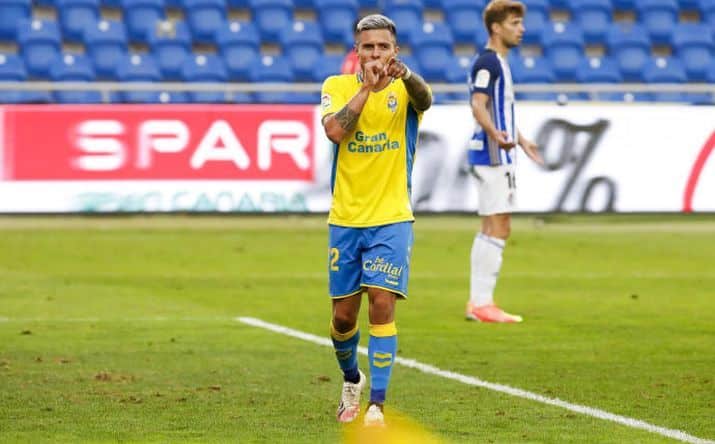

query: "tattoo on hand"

left=334, top=106, right=360, bottom=133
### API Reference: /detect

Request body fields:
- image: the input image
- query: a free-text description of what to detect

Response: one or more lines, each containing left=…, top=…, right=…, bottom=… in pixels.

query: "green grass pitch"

left=0, top=215, right=713, bottom=443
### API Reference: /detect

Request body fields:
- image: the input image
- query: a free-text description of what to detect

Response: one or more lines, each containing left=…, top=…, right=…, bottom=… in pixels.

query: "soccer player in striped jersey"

left=320, top=15, right=432, bottom=426
left=465, top=0, right=544, bottom=323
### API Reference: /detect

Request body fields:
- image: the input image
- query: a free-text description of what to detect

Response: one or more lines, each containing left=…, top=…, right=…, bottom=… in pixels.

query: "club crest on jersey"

left=387, top=92, right=398, bottom=113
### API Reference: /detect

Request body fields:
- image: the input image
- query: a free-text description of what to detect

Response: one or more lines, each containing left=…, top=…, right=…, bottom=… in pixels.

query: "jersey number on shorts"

left=505, top=171, right=516, bottom=189
left=330, top=247, right=340, bottom=271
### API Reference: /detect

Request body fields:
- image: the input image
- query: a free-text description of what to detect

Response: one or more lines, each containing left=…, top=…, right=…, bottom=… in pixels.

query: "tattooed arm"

left=385, top=59, right=432, bottom=112
left=322, top=87, right=370, bottom=144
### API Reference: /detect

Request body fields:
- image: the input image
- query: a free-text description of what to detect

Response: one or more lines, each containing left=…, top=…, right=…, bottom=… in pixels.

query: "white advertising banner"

left=0, top=103, right=713, bottom=213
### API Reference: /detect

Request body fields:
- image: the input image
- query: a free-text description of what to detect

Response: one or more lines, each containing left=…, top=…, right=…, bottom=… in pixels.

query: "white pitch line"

left=237, top=316, right=714, bottom=444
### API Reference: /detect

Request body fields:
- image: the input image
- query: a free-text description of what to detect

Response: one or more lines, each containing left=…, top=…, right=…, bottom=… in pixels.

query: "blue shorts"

left=328, top=222, right=414, bottom=299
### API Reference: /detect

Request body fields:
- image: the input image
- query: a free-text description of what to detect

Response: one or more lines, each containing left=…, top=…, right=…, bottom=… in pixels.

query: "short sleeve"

left=321, top=76, right=347, bottom=119
left=468, top=53, right=501, bottom=96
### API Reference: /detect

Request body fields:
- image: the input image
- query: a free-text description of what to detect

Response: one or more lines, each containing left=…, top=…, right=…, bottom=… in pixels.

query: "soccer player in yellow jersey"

left=320, top=14, right=432, bottom=427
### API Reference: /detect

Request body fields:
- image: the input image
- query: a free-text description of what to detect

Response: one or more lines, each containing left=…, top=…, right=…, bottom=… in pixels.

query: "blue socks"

left=330, top=322, right=360, bottom=383
left=368, top=322, right=397, bottom=404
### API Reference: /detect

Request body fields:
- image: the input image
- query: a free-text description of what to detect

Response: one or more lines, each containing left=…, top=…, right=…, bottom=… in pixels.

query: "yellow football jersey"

left=321, top=73, right=426, bottom=227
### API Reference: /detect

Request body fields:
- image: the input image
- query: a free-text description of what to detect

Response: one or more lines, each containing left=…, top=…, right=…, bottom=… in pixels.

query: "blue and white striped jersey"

left=467, top=49, right=516, bottom=166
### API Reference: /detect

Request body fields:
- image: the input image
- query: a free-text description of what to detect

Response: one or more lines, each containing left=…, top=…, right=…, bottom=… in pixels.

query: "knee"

left=332, top=310, right=358, bottom=333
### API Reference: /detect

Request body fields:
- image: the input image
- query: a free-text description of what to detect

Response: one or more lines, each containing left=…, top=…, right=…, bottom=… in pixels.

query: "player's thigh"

left=361, top=222, right=413, bottom=299
left=328, top=225, right=364, bottom=298
left=472, top=164, right=517, bottom=216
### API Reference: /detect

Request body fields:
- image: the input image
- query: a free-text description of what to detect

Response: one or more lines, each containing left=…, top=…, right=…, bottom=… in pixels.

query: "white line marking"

left=237, top=316, right=714, bottom=444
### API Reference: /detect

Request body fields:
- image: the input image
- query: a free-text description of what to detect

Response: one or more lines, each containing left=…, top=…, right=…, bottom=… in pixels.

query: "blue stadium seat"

left=121, top=0, right=167, bottom=43
left=701, top=0, right=715, bottom=38
left=250, top=0, right=293, bottom=44
left=678, top=0, right=700, bottom=9
left=294, top=0, right=315, bottom=7
left=17, top=20, right=62, bottom=79
left=227, top=0, right=251, bottom=6
left=635, top=0, right=678, bottom=45
left=612, top=0, right=635, bottom=9
left=103, top=0, right=124, bottom=6
left=116, top=53, right=163, bottom=103
left=313, top=53, right=343, bottom=81
left=358, top=0, right=378, bottom=7
left=543, top=22, right=585, bottom=81
left=250, top=55, right=295, bottom=104
left=56, top=0, right=101, bottom=43
left=522, top=0, right=549, bottom=45
left=643, top=56, right=688, bottom=102
left=672, top=24, right=714, bottom=81
left=181, top=54, right=229, bottom=103
left=148, top=20, right=192, bottom=80
left=511, top=55, right=558, bottom=101
left=281, top=21, right=324, bottom=81
left=315, top=0, right=357, bottom=47
left=607, top=23, right=651, bottom=81
left=568, top=0, right=612, bottom=44
left=445, top=55, right=471, bottom=101
left=411, top=22, right=454, bottom=82
left=0, top=53, right=43, bottom=104
left=473, top=22, right=489, bottom=48
left=550, top=0, right=569, bottom=8
left=85, top=20, right=129, bottom=79
left=216, top=21, right=260, bottom=81
left=576, top=56, right=624, bottom=101
left=0, top=0, right=31, bottom=41
left=383, top=0, right=424, bottom=44
left=50, top=54, right=103, bottom=103
left=182, top=0, right=228, bottom=44
left=443, top=0, right=486, bottom=44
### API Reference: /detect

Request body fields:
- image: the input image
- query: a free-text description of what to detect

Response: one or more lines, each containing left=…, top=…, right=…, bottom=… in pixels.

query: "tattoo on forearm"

left=403, top=72, right=432, bottom=111
left=334, top=106, right=360, bottom=133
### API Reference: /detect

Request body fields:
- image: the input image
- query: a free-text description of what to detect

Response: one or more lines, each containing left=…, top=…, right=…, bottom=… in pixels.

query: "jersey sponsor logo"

left=347, top=131, right=400, bottom=153
left=321, top=93, right=332, bottom=111
left=474, top=69, right=490, bottom=88
left=387, top=92, right=398, bottom=113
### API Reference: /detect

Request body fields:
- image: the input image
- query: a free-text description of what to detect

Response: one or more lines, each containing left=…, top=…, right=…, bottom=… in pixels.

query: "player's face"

left=497, top=14, right=524, bottom=48
left=355, top=29, right=398, bottom=68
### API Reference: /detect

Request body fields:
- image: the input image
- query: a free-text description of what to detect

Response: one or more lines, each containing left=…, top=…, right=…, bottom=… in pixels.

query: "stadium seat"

left=85, top=20, right=129, bottom=79
left=281, top=21, right=324, bottom=81
left=17, top=20, right=62, bottom=79
left=0, top=53, right=37, bottom=104
left=250, top=0, right=294, bottom=44
left=443, top=0, right=486, bottom=44
left=315, top=0, right=358, bottom=47
left=0, top=0, right=31, bottom=41
left=50, top=54, right=103, bottom=103
left=612, top=0, right=635, bottom=9
left=607, top=23, right=651, bottom=81
left=678, top=0, right=700, bottom=9
left=445, top=55, right=471, bottom=101
left=250, top=55, right=295, bottom=103
left=215, top=21, right=260, bottom=81
left=568, top=0, right=612, bottom=44
left=635, top=0, right=679, bottom=45
left=56, top=0, right=101, bottom=43
left=672, top=23, right=714, bottom=81
left=116, top=53, right=164, bottom=103
left=383, top=0, right=424, bottom=44
left=357, top=0, right=378, bottom=7
left=147, top=20, right=192, bottom=80
left=473, top=21, right=489, bottom=49
left=701, top=0, right=715, bottom=38
left=181, top=54, right=229, bottom=103
left=643, top=56, right=688, bottom=102
left=521, top=0, right=549, bottom=45
left=510, top=55, right=558, bottom=101
left=576, top=56, right=624, bottom=101
left=411, top=22, right=454, bottom=82
left=121, top=0, right=167, bottom=43
left=227, top=0, right=251, bottom=6
left=313, top=53, right=344, bottom=82
left=550, top=0, right=569, bottom=8
left=182, top=0, right=228, bottom=44
left=542, top=22, right=585, bottom=81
